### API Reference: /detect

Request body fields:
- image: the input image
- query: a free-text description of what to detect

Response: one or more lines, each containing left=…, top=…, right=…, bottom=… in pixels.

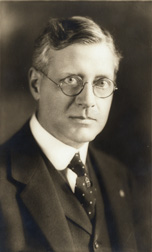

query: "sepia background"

left=0, top=1, right=151, bottom=250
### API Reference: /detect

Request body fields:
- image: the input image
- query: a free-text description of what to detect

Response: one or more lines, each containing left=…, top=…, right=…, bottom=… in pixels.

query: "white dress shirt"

left=30, top=114, right=89, bottom=192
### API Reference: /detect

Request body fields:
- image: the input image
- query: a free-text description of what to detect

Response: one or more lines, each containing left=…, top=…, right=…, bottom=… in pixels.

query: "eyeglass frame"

left=34, top=67, right=118, bottom=98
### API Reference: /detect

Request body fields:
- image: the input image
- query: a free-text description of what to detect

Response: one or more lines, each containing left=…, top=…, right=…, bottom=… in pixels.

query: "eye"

left=62, top=76, right=80, bottom=86
left=95, top=78, right=111, bottom=89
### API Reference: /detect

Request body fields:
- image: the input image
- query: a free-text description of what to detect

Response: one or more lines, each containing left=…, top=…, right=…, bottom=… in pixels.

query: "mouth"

left=69, top=116, right=96, bottom=124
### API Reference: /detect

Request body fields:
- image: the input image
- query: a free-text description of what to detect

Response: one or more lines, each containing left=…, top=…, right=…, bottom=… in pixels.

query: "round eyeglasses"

left=36, top=68, right=118, bottom=98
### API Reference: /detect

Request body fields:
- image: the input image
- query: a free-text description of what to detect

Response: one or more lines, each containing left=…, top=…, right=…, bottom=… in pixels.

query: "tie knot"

left=68, top=153, right=85, bottom=176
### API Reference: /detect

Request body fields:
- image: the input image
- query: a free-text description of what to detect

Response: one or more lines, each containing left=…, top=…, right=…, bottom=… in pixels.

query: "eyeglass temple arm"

left=33, top=67, right=60, bottom=87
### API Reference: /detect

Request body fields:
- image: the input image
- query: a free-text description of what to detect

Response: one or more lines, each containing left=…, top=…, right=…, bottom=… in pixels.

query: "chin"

left=73, top=131, right=99, bottom=145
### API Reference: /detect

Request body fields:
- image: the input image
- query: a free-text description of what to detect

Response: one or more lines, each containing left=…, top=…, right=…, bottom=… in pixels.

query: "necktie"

left=68, top=153, right=96, bottom=220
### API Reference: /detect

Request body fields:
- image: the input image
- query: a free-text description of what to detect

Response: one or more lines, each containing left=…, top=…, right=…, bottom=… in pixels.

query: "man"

left=0, top=16, right=138, bottom=252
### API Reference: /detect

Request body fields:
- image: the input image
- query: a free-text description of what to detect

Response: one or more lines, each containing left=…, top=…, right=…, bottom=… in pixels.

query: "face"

left=29, top=43, right=116, bottom=148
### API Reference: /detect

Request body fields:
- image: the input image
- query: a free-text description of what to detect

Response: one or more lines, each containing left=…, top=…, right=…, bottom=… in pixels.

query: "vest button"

left=94, top=241, right=99, bottom=249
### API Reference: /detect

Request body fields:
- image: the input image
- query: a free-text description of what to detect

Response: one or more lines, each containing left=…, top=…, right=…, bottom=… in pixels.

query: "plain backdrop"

left=0, top=1, right=151, bottom=250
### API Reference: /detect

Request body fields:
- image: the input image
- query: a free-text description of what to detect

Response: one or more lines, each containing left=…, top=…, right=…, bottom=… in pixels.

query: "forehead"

left=48, top=43, right=115, bottom=79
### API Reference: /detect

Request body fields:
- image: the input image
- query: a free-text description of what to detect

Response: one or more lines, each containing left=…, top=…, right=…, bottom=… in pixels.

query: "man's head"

left=29, top=16, right=122, bottom=148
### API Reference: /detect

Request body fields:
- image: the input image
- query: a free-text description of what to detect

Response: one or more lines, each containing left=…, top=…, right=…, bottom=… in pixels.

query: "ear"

left=28, top=67, right=42, bottom=100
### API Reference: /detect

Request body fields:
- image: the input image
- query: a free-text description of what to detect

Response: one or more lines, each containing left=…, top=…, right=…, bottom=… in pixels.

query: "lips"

left=69, top=116, right=96, bottom=121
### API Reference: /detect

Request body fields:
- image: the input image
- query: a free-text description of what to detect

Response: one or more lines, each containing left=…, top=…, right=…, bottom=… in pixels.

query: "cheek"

left=40, top=92, right=73, bottom=122
left=40, top=89, right=59, bottom=110
left=97, top=99, right=112, bottom=121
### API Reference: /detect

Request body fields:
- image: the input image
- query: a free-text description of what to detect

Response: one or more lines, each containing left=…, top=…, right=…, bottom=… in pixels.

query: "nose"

left=75, top=82, right=96, bottom=108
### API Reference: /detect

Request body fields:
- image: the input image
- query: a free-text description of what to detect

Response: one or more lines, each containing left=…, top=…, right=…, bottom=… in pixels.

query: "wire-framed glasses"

left=36, top=68, right=118, bottom=98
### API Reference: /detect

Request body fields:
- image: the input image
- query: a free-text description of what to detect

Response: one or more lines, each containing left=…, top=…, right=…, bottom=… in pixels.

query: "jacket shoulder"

left=89, top=143, right=128, bottom=174
left=0, top=121, right=31, bottom=178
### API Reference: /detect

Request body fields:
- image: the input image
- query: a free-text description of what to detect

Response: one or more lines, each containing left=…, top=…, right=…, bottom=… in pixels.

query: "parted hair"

left=32, top=16, right=122, bottom=74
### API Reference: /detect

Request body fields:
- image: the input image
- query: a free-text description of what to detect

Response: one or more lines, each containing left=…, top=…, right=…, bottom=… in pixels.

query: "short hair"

left=32, top=16, right=122, bottom=74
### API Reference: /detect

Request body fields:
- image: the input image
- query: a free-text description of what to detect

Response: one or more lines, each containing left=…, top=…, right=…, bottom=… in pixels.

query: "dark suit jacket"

left=0, top=122, right=138, bottom=252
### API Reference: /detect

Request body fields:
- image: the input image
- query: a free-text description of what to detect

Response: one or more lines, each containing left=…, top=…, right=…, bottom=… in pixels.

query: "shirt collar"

left=29, top=114, right=89, bottom=171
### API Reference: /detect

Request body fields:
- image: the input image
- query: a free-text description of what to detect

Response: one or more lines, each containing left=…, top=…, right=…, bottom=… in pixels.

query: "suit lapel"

left=10, top=126, right=75, bottom=252
left=89, top=146, right=137, bottom=251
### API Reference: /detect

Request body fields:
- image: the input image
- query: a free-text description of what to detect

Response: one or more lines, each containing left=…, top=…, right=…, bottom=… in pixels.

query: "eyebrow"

left=58, top=72, right=79, bottom=78
left=94, top=75, right=109, bottom=79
